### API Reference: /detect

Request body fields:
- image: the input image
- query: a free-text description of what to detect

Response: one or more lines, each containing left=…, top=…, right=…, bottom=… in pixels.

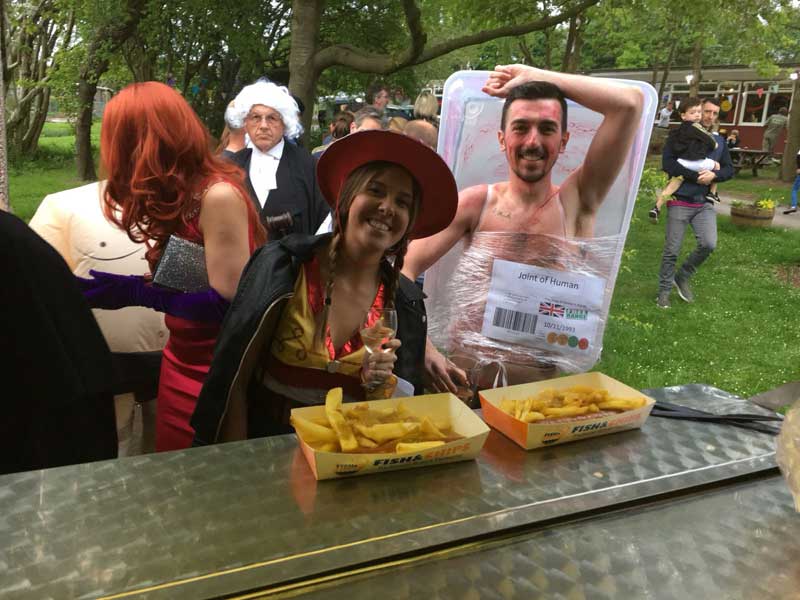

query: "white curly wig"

left=227, top=80, right=303, bottom=140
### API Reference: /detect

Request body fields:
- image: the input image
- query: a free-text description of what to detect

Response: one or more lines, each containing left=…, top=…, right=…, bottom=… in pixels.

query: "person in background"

left=726, top=129, right=740, bottom=149
left=393, top=86, right=410, bottom=105
left=413, top=90, right=440, bottom=126
left=366, top=82, right=390, bottom=115
left=216, top=100, right=248, bottom=158
left=312, top=111, right=354, bottom=158
left=1, top=210, right=117, bottom=474
left=191, top=130, right=458, bottom=444
left=656, top=98, right=733, bottom=308
left=763, top=107, right=789, bottom=153
left=226, top=80, right=329, bottom=236
left=404, top=119, right=438, bottom=151
left=30, top=181, right=168, bottom=456
left=782, top=148, right=800, bottom=215
left=350, top=106, right=383, bottom=133
left=657, top=101, right=674, bottom=128
left=388, top=116, right=409, bottom=133
left=78, top=81, right=266, bottom=451
left=317, top=108, right=327, bottom=131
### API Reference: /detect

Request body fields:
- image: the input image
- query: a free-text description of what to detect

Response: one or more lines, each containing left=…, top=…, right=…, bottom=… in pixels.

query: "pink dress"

left=155, top=189, right=258, bottom=452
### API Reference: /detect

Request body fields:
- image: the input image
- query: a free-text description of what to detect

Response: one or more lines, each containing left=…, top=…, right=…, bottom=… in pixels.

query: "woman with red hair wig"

left=82, top=82, right=265, bottom=451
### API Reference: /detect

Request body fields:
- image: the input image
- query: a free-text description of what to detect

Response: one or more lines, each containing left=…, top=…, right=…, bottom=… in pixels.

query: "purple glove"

left=76, top=270, right=230, bottom=323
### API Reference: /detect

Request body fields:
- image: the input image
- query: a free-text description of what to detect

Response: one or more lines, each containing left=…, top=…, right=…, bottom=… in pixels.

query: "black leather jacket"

left=191, top=233, right=427, bottom=445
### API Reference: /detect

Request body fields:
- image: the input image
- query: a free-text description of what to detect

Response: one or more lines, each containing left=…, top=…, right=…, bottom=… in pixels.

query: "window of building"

left=715, top=82, right=740, bottom=125
left=740, top=86, right=768, bottom=124
left=739, top=81, right=793, bottom=125
left=766, top=83, right=792, bottom=117
left=699, top=82, right=719, bottom=94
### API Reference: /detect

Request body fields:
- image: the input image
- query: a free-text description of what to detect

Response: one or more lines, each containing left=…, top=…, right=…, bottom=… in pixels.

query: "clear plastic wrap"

left=424, top=231, right=623, bottom=382
left=777, top=400, right=800, bottom=511
left=427, top=71, right=658, bottom=386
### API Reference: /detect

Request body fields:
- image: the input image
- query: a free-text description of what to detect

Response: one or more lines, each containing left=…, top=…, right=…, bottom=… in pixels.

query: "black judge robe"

left=229, top=141, right=330, bottom=237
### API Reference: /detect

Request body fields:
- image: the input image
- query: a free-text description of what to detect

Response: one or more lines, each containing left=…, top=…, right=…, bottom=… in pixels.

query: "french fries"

left=325, top=388, right=359, bottom=452
left=498, top=385, right=647, bottom=422
left=290, top=388, right=462, bottom=454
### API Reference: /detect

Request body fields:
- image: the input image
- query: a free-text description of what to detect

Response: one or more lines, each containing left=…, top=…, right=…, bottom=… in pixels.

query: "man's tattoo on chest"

left=492, top=207, right=512, bottom=219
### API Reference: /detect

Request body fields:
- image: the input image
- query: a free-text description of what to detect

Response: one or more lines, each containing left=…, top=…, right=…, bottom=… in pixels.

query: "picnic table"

left=730, top=147, right=773, bottom=177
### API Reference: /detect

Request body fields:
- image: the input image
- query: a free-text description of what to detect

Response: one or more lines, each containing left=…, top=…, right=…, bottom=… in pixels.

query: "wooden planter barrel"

left=730, top=205, right=775, bottom=227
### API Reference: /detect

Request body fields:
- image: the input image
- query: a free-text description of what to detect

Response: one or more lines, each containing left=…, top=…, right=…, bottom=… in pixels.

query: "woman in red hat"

left=191, top=130, right=458, bottom=443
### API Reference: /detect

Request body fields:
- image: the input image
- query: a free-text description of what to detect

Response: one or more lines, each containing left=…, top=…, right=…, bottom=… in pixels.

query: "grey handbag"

left=152, top=235, right=209, bottom=292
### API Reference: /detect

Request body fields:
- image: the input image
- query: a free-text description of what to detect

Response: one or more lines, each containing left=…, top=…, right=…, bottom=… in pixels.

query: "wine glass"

left=360, top=308, right=398, bottom=391
left=360, top=308, right=398, bottom=355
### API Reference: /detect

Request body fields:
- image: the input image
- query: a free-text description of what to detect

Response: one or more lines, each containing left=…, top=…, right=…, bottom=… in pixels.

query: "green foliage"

left=615, top=41, right=650, bottom=69
left=8, top=122, right=102, bottom=221
left=636, top=166, right=667, bottom=199
left=49, top=44, right=88, bottom=121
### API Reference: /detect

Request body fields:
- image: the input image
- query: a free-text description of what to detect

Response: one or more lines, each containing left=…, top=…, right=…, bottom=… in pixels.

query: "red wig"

left=101, top=81, right=265, bottom=269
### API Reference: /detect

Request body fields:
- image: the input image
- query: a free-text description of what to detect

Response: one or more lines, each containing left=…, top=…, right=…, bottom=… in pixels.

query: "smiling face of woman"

left=340, top=165, right=417, bottom=256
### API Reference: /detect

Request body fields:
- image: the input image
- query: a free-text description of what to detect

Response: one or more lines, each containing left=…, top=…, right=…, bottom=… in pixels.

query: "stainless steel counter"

left=0, top=385, right=789, bottom=599
left=289, top=475, right=797, bottom=600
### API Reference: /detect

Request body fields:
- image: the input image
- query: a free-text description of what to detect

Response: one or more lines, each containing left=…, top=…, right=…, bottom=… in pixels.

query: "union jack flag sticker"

left=539, top=302, right=565, bottom=317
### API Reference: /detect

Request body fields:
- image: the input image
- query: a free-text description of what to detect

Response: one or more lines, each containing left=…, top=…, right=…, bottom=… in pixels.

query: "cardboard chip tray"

left=292, top=393, right=490, bottom=480
left=479, top=372, right=656, bottom=450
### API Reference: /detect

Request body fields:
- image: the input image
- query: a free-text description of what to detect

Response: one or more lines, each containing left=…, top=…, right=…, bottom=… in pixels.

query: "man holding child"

left=656, top=98, right=734, bottom=309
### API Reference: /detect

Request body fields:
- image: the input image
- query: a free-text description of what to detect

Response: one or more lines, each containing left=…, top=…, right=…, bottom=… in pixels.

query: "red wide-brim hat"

left=316, top=130, right=458, bottom=240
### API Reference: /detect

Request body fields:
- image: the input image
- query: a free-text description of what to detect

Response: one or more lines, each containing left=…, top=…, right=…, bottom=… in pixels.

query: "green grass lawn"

left=595, top=168, right=800, bottom=397
left=8, top=121, right=100, bottom=222
left=8, top=131, right=800, bottom=398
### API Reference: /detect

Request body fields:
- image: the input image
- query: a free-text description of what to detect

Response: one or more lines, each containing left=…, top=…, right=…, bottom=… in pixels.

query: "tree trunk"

left=21, top=86, right=49, bottom=156
left=543, top=28, right=552, bottom=71
left=561, top=15, right=578, bottom=72
left=73, top=0, right=146, bottom=180
left=288, top=0, right=323, bottom=142
left=657, top=38, right=678, bottom=102
left=781, top=78, right=800, bottom=182
left=4, top=3, right=62, bottom=160
left=75, top=77, right=100, bottom=181
left=568, top=16, right=584, bottom=73
left=0, top=0, right=9, bottom=212
left=517, top=37, right=533, bottom=66
left=689, top=37, right=702, bottom=97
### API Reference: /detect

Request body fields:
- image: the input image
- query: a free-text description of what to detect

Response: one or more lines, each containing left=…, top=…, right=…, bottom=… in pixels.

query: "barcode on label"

left=492, top=307, right=537, bottom=334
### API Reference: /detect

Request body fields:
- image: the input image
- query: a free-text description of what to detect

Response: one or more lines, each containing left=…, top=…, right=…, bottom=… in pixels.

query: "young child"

left=650, top=97, right=720, bottom=223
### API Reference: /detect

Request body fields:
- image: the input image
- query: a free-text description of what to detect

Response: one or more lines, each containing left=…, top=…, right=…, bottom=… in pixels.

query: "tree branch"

left=402, top=0, right=426, bottom=62
left=517, top=37, right=534, bottom=66
left=264, top=3, right=291, bottom=52
left=312, top=0, right=426, bottom=73
left=413, top=0, right=598, bottom=65
left=313, top=0, right=599, bottom=75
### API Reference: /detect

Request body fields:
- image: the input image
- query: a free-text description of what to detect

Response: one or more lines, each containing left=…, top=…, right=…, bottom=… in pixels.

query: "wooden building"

left=591, top=64, right=799, bottom=152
